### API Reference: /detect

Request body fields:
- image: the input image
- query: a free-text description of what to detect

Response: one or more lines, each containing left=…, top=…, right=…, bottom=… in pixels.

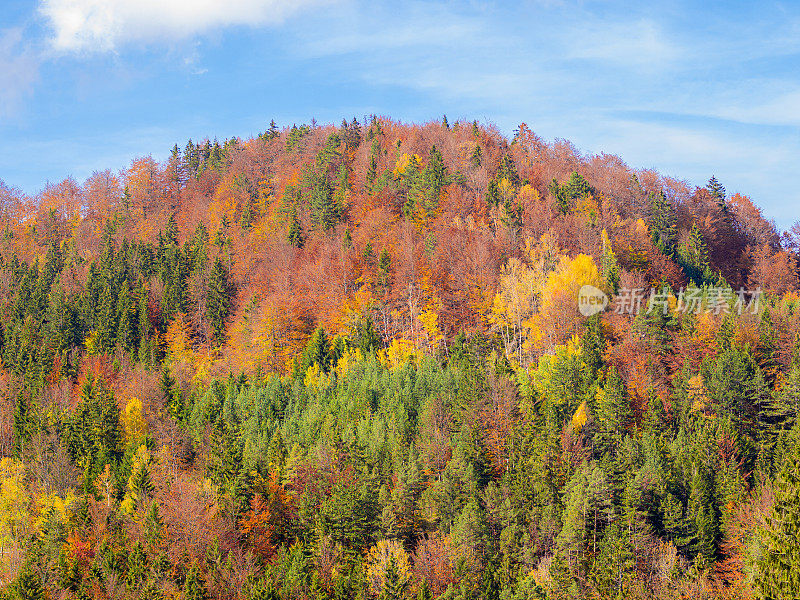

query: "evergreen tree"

left=184, top=563, right=208, bottom=600
left=300, top=326, right=331, bottom=373
left=126, top=541, right=148, bottom=589
left=287, top=207, right=305, bottom=248
left=116, top=283, right=137, bottom=353
left=549, top=178, right=570, bottom=215
left=648, top=190, right=677, bottom=251
left=707, top=175, right=727, bottom=212
left=594, top=368, right=630, bottom=454
left=753, top=436, right=800, bottom=598
left=95, top=284, right=118, bottom=353
left=756, top=308, right=779, bottom=383
left=379, top=556, right=408, bottom=600
left=377, top=249, right=391, bottom=292
left=470, top=144, right=482, bottom=168
left=11, top=564, right=45, bottom=600
left=207, top=258, right=232, bottom=345
left=309, top=171, right=339, bottom=231
left=600, top=229, right=620, bottom=294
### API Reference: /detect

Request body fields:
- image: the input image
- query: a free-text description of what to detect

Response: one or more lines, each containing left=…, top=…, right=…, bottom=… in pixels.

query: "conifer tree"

left=600, top=229, right=620, bottom=294
left=207, top=258, right=232, bottom=345
left=470, top=144, right=482, bottom=168
left=95, top=285, right=118, bottom=353
left=707, top=175, right=727, bottom=211
left=116, top=283, right=137, bottom=353
left=11, top=564, right=45, bottom=600
left=549, top=178, right=570, bottom=215
left=309, top=171, right=339, bottom=230
left=648, top=190, right=677, bottom=251
left=184, top=563, right=208, bottom=600
left=753, top=436, right=800, bottom=598
left=287, top=207, right=304, bottom=248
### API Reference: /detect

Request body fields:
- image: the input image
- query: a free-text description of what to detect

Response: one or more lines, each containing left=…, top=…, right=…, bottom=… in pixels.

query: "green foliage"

left=207, top=257, right=232, bottom=345
left=753, top=436, right=800, bottom=598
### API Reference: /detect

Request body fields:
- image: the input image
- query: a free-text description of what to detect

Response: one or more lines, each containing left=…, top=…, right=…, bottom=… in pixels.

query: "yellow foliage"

left=84, top=331, right=100, bottom=356
left=489, top=232, right=564, bottom=364
left=164, top=314, right=193, bottom=364
left=571, top=401, right=589, bottom=432
left=379, top=338, right=421, bottom=371
left=122, top=396, right=148, bottom=444
left=35, top=491, right=76, bottom=534
left=335, top=347, right=363, bottom=377
left=498, top=177, right=514, bottom=201
left=0, top=458, right=29, bottom=546
left=121, top=445, right=151, bottom=516
left=575, top=192, right=599, bottom=225
left=527, top=253, right=604, bottom=351
left=392, top=153, right=421, bottom=177
left=303, top=362, right=323, bottom=390
left=418, top=308, right=444, bottom=352
left=366, top=539, right=411, bottom=596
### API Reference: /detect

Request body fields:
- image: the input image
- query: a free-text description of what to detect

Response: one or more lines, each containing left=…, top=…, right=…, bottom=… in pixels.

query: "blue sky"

left=1, top=0, right=799, bottom=227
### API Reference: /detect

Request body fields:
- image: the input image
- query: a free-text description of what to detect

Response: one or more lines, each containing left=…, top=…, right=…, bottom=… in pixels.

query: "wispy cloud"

left=565, top=18, right=681, bottom=71
left=38, top=0, right=340, bottom=53
left=0, top=28, right=40, bottom=118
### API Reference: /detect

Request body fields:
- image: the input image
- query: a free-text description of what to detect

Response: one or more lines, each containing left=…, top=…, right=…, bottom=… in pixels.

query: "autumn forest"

left=0, top=116, right=799, bottom=599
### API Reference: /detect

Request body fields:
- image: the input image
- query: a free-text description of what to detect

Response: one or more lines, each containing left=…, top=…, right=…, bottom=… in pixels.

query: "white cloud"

left=39, top=0, right=337, bottom=52
left=566, top=18, right=681, bottom=71
left=0, top=29, right=40, bottom=118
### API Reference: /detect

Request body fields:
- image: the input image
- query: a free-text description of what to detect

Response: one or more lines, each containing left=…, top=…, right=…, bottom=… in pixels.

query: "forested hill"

left=0, top=117, right=799, bottom=599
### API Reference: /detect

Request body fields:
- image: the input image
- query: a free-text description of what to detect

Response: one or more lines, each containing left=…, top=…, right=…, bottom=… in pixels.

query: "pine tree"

left=116, top=283, right=137, bottom=353
left=137, top=285, right=155, bottom=366
left=756, top=308, right=779, bottom=384
left=309, top=171, right=339, bottom=230
left=95, top=285, right=118, bottom=353
left=184, top=563, right=208, bottom=600
left=470, top=144, right=482, bottom=168
left=707, top=175, right=726, bottom=210
left=563, top=171, right=591, bottom=202
left=12, top=564, right=45, bottom=600
left=379, top=556, right=408, bottom=600
left=549, top=178, right=570, bottom=215
left=377, top=249, right=391, bottom=292
left=300, top=326, right=331, bottom=373
left=594, top=368, right=630, bottom=454
left=648, top=190, right=677, bottom=251
left=753, top=437, right=800, bottom=598
left=126, top=541, right=148, bottom=589
left=207, top=258, right=232, bottom=345
left=165, top=213, right=179, bottom=246
left=600, top=229, right=620, bottom=294
left=769, top=367, right=800, bottom=432
left=287, top=207, right=305, bottom=248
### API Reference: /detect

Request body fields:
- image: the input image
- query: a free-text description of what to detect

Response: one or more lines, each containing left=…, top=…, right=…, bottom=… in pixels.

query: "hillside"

left=0, top=116, right=798, bottom=599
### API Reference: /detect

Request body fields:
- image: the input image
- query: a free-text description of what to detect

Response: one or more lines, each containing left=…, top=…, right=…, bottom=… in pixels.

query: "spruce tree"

left=207, top=258, right=232, bottom=345
left=287, top=207, right=305, bottom=248
left=753, top=436, right=800, bottom=598
left=184, top=563, right=208, bottom=600
left=12, top=564, right=45, bottom=600
left=707, top=175, right=726, bottom=209
left=648, top=190, right=677, bottom=251
left=600, top=229, right=620, bottom=294
left=470, top=144, right=482, bottom=168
